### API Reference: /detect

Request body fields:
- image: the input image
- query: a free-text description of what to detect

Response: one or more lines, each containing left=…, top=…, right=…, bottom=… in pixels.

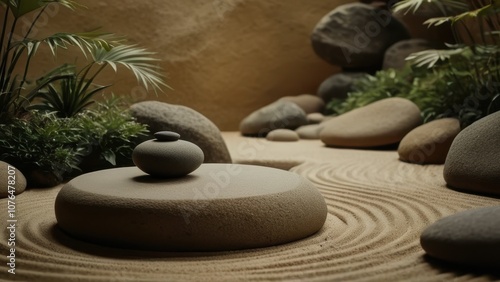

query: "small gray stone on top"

left=130, top=101, right=231, bottom=163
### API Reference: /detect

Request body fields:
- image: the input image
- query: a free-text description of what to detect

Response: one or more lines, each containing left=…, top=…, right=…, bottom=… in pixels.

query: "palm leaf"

left=91, top=45, right=168, bottom=93
left=0, top=0, right=81, bottom=19
left=406, top=47, right=468, bottom=68
left=43, top=32, right=120, bottom=57
left=392, top=0, right=469, bottom=15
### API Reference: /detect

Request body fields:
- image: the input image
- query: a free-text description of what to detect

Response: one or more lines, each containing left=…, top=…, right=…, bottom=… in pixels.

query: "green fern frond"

left=406, top=47, right=468, bottom=68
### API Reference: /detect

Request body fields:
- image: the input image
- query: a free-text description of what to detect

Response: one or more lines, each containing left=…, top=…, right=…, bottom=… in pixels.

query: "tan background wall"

left=15, top=0, right=445, bottom=130
left=21, top=0, right=356, bottom=130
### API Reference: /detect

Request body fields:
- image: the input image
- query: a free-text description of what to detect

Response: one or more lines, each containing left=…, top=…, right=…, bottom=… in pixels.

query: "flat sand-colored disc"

left=55, top=164, right=327, bottom=251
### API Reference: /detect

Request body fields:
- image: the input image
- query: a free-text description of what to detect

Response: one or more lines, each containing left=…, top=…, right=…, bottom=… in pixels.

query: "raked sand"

left=1, top=132, right=499, bottom=281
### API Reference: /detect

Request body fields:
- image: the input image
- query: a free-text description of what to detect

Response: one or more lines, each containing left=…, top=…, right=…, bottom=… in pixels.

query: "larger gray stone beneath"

left=444, top=111, right=500, bottom=195
left=239, top=100, right=308, bottom=136
left=311, top=3, right=410, bottom=69
left=130, top=101, right=231, bottom=163
left=421, top=206, right=500, bottom=269
left=55, top=164, right=328, bottom=251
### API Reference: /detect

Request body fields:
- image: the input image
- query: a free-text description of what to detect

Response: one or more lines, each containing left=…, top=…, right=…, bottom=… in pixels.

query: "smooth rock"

left=398, top=118, right=461, bottom=164
left=239, top=100, right=308, bottom=136
left=130, top=101, right=231, bottom=163
left=421, top=206, right=500, bottom=269
left=154, top=131, right=180, bottom=142
left=133, top=139, right=204, bottom=178
left=444, top=111, right=500, bottom=195
left=266, top=129, right=299, bottom=142
left=317, top=72, right=366, bottom=102
left=296, top=124, right=325, bottom=140
left=280, top=94, right=325, bottom=114
left=0, top=162, right=26, bottom=198
left=55, top=164, right=328, bottom=251
left=307, top=112, right=326, bottom=124
left=383, top=39, right=435, bottom=70
left=311, top=3, right=410, bottom=69
left=320, top=98, right=422, bottom=148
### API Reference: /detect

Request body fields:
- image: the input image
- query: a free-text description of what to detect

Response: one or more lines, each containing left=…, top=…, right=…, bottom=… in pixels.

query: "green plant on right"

left=328, top=0, right=500, bottom=127
left=394, top=0, right=500, bottom=126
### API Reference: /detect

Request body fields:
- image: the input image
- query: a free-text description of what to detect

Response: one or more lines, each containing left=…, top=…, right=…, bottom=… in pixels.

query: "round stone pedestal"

left=55, top=164, right=327, bottom=251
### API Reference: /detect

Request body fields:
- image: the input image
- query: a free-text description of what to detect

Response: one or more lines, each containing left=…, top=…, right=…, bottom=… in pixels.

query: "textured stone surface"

left=0, top=162, right=26, bottom=198
left=296, top=124, right=325, bottom=140
left=266, top=129, right=300, bottom=142
left=130, top=101, right=231, bottom=163
left=133, top=139, right=204, bottom=177
left=55, top=164, right=328, bottom=251
left=421, top=206, right=500, bottom=269
left=311, top=3, right=410, bottom=69
left=398, top=118, right=461, bottom=164
left=239, top=100, right=308, bottom=136
left=307, top=112, right=326, bottom=124
left=320, top=98, right=422, bottom=147
left=383, top=39, right=435, bottom=70
left=444, top=111, right=500, bottom=195
left=317, top=72, right=366, bottom=102
left=280, top=94, right=325, bottom=114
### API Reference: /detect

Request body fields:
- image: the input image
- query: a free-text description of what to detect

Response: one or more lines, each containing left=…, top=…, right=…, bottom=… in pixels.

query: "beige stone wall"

left=22, top=0, right=356, bottom=130
left=17, top=0, right=445, bottom=130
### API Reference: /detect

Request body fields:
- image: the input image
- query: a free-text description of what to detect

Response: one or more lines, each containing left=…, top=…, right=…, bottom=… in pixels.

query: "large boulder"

left=320, top=98, right=422, bottom=148
left=398, top=118, right=461, bottom=164
left=311, top=3, right=410, bottom=69
left=130, top=101, right=232, bottom=163
left=444, top=111, right=500, bottom=195
left=317, top=72, right=366, bottom=103
left=239, top=101, right=308, bottom=136
left=382, top=39, right=435, bottom=70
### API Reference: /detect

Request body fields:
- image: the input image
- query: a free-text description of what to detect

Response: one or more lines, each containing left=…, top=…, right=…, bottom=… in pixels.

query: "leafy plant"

left=0, top=99, right=148, bottom=186
left=328, top=0, right=500, bottom=127
left=1, top=0, right=167, bottom=122
left=396, top=0, right=500, bottom=127
left=0, top=111, right=87, bottom=186
left=76, top=99, right=148, bottom=171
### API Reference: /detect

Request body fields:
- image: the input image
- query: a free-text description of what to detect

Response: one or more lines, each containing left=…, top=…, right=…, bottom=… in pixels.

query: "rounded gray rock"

left=0, top=162, right=26, bottom=198
left=320, top=97, right=422, bottom=148
left=398, top=118, right=461, bottom=164
left=55, top=164, right=328, bottom=251
left=444, top=111, right=500, bottom=195
left=421, top=206, right=500, bottom=269
left=317, top=72, right=366, bottom=103
left=296, top=124, right=324, bottom=140
left=311, top=3, right=410, bottom=69
left=383, top=39, right=436, bottom=70
left=239, top=100, right=308, bottom=136
left=280, top=94, right=325, bottom=114
left=130, top=101, right=231, bottom=163
left=133, top=138, right=204, bottom=178
left=266, top=129, right=299, bottom=142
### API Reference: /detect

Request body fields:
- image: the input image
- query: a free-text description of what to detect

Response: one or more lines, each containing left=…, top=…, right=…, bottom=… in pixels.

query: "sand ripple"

left=1, top=150, right=500, bottom=281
